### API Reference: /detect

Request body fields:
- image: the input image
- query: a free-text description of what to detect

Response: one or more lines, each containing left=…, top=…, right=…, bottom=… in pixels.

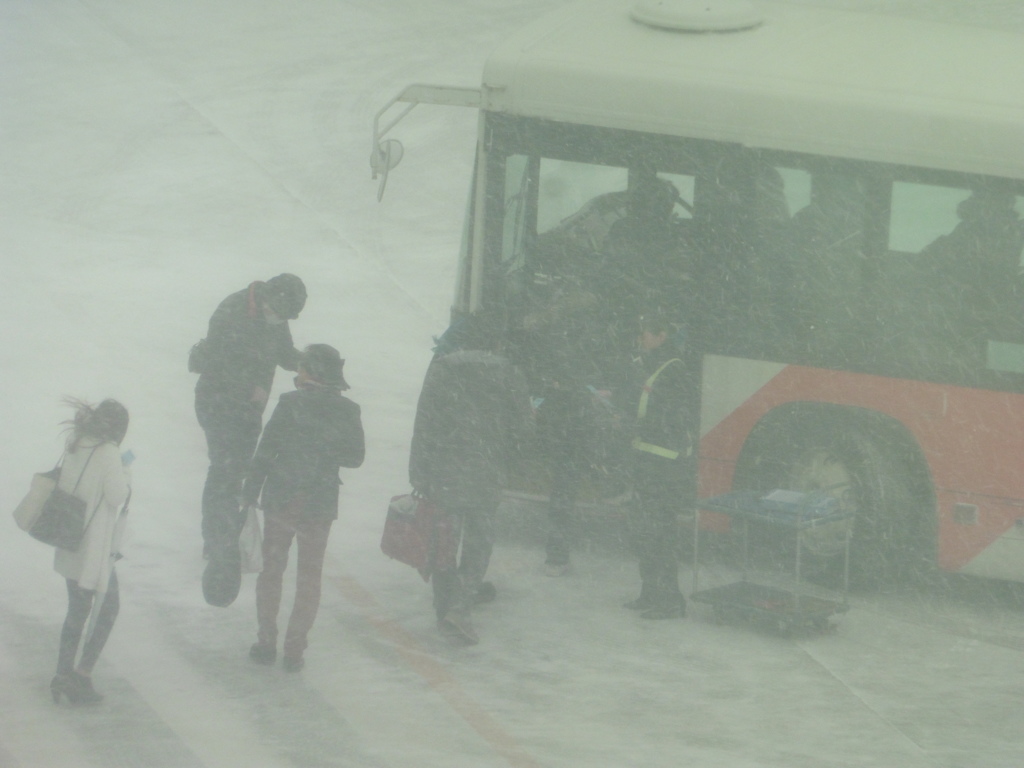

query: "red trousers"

left=255, top=503, right=332, bottom=660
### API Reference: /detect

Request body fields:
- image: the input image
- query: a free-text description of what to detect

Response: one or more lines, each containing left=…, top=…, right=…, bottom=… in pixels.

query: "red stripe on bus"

left=699, top=364, right=1024, bottom=572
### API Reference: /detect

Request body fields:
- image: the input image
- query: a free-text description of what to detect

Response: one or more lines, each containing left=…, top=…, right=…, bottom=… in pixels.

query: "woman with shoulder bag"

left=50, top=398, right=132, bottom=705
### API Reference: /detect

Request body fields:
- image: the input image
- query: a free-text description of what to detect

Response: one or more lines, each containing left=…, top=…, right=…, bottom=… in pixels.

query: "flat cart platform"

left=691, top=491, right=853, bottom=634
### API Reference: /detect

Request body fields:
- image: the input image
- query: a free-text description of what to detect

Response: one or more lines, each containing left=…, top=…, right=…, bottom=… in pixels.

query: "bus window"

left=501, top=154, right=534, bottom=272
left=734, top=165, right=808, bottom=354
left=602, top=169, right=698, bottom=327
left=657, top=173, right=695, bottom=219
left=536, top=159, right=628, bottom=240
left=739, top=167, right=870, bottom=364
left=504, top=154, right=698, bottom=396
left=504, top=157, right=631, bottom=295
left=526, top=158, right=696, bottom=297
left=789, top=171, right=868, bottom=249
left=917, top=187, right=1023, bottom=272
left=776, top=167, right=810, bottom=218
left=882, top=180, right=1024, bottom=378
left=890, top=182, right=969, bottom=253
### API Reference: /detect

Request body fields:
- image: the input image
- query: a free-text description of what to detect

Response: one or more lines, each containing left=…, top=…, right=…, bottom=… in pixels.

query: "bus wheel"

left=733, top=408, right=929, bottom=588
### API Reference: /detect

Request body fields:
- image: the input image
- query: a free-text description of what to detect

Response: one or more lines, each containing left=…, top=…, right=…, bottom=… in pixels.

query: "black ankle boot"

left=50, top=672, right=102, bottom=705
left=623, top=592, right=653, bottom=610
left=639, top=594, right=687, bottom=620
left=50, top=674, right=76, bottom=704
left=249, top=643, right=277, bottom=665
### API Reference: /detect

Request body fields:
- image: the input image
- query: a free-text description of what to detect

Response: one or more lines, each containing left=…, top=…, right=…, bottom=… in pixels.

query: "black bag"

left=29, top=449, right=98, bottom=551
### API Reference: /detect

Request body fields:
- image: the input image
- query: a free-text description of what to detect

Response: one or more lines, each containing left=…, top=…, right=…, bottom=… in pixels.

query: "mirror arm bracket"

left=371, top=84, right=482, bottom=200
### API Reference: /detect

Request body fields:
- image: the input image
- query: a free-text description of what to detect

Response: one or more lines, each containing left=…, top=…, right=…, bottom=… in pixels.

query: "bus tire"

left=732, top=404, right=934, bottom=589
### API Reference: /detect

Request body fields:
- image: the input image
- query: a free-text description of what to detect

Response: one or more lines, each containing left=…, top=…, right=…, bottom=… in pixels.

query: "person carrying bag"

left=46, top=398, right=133, bottom=706
left=408, top=314, right=534, bottom=646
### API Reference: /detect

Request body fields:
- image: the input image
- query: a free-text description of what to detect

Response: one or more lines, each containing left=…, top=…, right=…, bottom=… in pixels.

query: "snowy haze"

left=2, top=1, right=1024, bottom=767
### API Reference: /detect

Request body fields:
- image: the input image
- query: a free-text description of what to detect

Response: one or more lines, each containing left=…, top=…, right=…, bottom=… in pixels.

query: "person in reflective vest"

left=622, top=313, right=694, bottom=619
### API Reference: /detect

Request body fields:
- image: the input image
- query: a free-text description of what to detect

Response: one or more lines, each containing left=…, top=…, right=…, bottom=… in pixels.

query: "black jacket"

left=195, top=283, right=301, bottom=418
left=243, top=384, right=365, bottom=519
left=409, top=349, right=533, bottom=494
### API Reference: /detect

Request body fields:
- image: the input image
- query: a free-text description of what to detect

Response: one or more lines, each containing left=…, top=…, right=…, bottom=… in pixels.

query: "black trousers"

left=196, top=397, right=262, bottom=555
left=430, top=486, right=500, bottom=621
left=630, top=492, right=684, bottom=605
left=57, top=570, right=120, bottom=676
left=630, top=459, right=692, bottom=606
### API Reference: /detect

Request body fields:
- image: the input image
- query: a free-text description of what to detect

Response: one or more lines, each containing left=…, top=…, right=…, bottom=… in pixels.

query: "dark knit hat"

left=301, top=344, right=349, bottom=390
left=265, top=273, right=307, bottom=320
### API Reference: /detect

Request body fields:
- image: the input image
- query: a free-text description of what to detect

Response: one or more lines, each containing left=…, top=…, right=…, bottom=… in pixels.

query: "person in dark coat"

left=621, top=313, right=695, bottom=620
left=517, top=281, right=605, bottom=577
left=242, top=344, right=364, bottom=671
left=920, top=189, right=1024, bottom=352
left=409, top=314, right=533, bottom=645
left=193, top=274, right=306, bottom=604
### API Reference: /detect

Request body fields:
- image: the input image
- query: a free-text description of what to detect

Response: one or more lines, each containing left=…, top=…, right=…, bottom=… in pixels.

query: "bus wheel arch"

left=731, top=402, right=936, bottom=587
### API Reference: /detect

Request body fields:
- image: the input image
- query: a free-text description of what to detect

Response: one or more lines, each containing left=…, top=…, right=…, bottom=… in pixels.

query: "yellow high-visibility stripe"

left=631, top=437, right=679, bottom=459
left=633, top=357, right=684, bottom=460
left=636, top=358, right=682, bottom=419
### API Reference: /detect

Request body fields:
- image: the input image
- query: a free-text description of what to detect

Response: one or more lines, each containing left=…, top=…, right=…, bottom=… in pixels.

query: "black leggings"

left=57, top=570, right=120, bottom=676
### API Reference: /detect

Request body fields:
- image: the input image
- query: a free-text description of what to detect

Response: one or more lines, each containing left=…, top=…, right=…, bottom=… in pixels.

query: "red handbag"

left=381, top=494, right=458, bottom=581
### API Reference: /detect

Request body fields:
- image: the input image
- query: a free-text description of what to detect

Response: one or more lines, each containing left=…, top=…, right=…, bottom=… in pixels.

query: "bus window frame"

left=478, top=112, right=1024, bottom=392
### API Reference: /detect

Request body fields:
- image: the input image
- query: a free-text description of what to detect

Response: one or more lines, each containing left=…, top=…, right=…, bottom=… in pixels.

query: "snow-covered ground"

left=2, top=1, right=1024, bottom=766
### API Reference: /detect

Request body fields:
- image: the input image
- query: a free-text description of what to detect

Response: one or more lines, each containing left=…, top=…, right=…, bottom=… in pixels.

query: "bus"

left=372, top=0, right=1024, bottom=584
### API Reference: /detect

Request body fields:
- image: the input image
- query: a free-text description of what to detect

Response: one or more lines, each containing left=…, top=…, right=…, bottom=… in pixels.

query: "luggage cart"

left=690, top=491, right=852, bottom=634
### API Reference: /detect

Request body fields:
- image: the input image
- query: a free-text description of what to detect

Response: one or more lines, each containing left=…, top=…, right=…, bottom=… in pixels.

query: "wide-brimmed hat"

left=301, top=344, right=349, bottom=390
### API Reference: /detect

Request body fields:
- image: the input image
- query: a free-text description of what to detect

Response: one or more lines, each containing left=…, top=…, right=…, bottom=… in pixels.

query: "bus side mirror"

left=370, top=139, right=404, bottom=201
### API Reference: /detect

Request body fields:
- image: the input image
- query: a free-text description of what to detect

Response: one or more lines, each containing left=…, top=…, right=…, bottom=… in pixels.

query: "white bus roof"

left=480, top=0, right=1024, bottom=179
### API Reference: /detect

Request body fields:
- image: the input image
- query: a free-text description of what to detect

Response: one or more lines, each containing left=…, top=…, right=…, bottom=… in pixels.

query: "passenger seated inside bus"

left=925, top=187, right=1021, bottom=244
left=920, top=189, right=1023, bottom=273
left=600, top=174, right=692, bottom=324
left=528, top=173, right=689, bottom=279
left=919, top=188, right=1024, bottom=349
left=695, top=160, right=796, bottom=358
left=529, top=189, right=631, bottom=276
left=524, top=170, right=692, bottom=364
left=772, top=171, right=869, bottom=358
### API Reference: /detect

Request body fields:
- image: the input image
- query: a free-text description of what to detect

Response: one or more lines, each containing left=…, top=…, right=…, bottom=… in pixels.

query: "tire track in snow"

left=790, top=638, right=934, bottom=762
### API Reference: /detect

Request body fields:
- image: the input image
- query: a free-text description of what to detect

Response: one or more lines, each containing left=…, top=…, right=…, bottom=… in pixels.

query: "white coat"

left=53, top=437, right=131, bottom=592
